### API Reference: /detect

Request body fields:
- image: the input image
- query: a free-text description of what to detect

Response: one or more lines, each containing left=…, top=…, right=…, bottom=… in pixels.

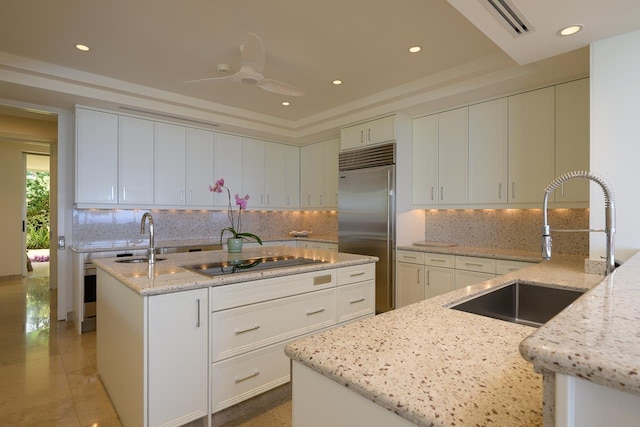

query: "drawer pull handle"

left=465, top=262, right=484, bottom=267
left=349, top=298, right=365, bottom=304
left=430, top=258, right=446, bottom=263
left=235, top=325, right=260, bottom=335
left=349, top=271, right=366, bottom=277
left=306, top=308, right=326, bottom=316
left=313, top=275, right=332, bottom=286
left=403, top=256, right=417, bottom=260
left=235, top=370, right=260, bottom=384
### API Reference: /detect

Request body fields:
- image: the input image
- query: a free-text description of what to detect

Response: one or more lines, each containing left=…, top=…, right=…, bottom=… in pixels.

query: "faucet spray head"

left=541, top=225, right=552, bottom=260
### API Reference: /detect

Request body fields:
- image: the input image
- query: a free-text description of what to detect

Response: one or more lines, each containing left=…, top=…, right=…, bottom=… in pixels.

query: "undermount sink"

left=449, top=280, right=585, bottom=327
left=115, top=257, right=166, bottom=264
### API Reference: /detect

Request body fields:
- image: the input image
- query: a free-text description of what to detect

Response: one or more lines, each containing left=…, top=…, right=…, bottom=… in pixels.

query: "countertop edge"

left=396, top=244, right=544, bottom=262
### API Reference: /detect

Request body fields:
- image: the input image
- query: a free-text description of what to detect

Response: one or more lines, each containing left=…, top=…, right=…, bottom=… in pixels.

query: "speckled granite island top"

left=285, top=254, right=602, bottom=427
left=92, top=246, right=375, bottom=296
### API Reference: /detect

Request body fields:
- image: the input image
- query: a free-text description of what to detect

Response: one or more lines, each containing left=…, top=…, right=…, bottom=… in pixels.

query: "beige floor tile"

left=3, top=397, right=81, bottom=427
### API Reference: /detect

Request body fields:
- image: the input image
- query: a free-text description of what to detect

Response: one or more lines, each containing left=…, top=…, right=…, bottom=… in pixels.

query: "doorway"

left=25, top=153, right=51, bottom=281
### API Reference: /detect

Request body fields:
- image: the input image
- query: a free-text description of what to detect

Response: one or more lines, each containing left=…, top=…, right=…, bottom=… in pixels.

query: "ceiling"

left=0, top=0, right=638, bottom=144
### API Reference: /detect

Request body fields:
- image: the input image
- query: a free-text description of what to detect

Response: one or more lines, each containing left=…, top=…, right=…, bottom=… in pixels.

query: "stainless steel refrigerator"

left=338, top=143, right=395, bottom=314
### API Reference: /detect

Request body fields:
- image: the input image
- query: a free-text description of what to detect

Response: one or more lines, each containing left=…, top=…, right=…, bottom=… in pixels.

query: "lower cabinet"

left=297, top=240, right=339, bottom=252
left=396, top=250, right=535, bottom=308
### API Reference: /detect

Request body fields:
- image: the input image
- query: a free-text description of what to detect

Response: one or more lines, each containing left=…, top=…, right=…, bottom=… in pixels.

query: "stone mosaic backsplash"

left=424, top=208, right=589, bottom=255
left=72, top=209, right=338, bottom=246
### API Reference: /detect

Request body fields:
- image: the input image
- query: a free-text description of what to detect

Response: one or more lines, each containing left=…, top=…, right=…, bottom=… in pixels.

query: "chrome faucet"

left=542, top=171, right=616, bottom=275
left=140, top=212, right=156, bottom=264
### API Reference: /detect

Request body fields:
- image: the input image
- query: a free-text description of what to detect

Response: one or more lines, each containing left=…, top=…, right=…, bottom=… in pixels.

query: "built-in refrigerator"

left=338, top=143, right=395, bottom=313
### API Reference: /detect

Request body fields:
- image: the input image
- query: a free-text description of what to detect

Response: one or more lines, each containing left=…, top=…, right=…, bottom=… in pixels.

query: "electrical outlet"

left=58, top=236, right=65, bottom=250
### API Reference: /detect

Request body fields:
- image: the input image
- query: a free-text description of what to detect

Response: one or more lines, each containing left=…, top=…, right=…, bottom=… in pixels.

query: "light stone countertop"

left=72, top=235, right=338, bottom=253
left=92, top=245, right=374, bottom=296
left=397, top=243, right=542, bottom=263
left=285, top=254, right=603, bottom=427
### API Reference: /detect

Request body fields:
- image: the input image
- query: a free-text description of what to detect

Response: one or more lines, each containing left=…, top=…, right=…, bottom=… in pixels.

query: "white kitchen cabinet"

left=265, top=142, right=300, bottom=208
left=186, top=128, right=215, bottom=206
left=296, top=241, right=338, bottom=252
left=508, top=87, right=556, bottom=204
left=412, top=108, right=467, bottom=206
left=468, top=98, right=509, bottom=204
left=438, top=107, right=468, bottom=204
left=555, top=78, right=590, bottom=204
left=148, top=288, right=209, bottom=427
left=214, top=133, right=242, bottom=208
left=242, top=137, right=266, bottom=208
left=396, top=261, right=424, bottom=308
left=300, top=138, right=339, bottom=209
left=412, top=114, right=439, bottom=205
left=495, top=259, right=535, bottom=275
left=425, top=266, right=455, bottom=299
left=454, top=270, right=494, bottom=289
left=118, top=116, right=154, bottom=205
left=340, top=115, right=395, bottom=151
left=154, top=122, right=186, bottom=206
left=396, top=250, right=454, bottom=307
left=75, top=108, right=119, bottom=204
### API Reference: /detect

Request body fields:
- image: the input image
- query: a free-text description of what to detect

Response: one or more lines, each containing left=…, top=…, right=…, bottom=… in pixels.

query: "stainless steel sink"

left=115, top=257, right=166, bottom=263
left=449, top=281, right=585, bottom=327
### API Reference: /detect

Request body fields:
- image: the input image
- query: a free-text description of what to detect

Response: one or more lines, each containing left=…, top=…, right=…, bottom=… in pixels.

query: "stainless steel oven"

left=82, top=261, right=97, bottom=332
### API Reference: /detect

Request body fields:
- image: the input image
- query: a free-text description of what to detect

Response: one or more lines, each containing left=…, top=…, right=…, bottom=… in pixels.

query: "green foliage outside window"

left=26, top=171, right=50, bottom=250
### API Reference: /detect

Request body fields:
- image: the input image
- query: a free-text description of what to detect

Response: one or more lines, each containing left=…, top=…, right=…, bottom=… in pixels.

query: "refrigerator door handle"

left=386, top=169, right=393, bottom=309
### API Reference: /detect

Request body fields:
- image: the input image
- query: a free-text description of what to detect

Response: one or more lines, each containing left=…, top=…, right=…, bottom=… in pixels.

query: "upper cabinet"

left=340, top=116, right=396, bottom=151
left=300, top=138, right=339, bottom=209
left=265, top=142, right=300, bottom=209
left=412, top=107, right=468, bottom=206
left=213, top=133, right=242, bottom=208
left=185, top=128, right=215, bottom=207
left=154, top=122, right=186, bottom=206
left=412, top=79, right=589, bottom=209
left=241, top=137, right=266, bottom=209
left=118, top=116, right=154, bottom=205
left=507, top=87, right=556, bottom=204
left=75, top=108, right=118, bottom=205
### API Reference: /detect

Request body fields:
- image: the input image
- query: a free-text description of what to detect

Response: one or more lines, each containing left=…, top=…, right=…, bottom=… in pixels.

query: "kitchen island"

left=93, top=246, right=376, bottom=427
left=285, top=254, right=604, bottom=427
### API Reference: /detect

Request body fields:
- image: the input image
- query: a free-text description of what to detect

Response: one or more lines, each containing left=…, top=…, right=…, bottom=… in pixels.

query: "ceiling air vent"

left=480, top=0, right=534, bottom=37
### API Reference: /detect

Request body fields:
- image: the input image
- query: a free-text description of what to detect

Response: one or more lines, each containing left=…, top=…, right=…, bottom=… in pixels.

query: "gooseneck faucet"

left=140, top=212, right=156, bottom=264
left=542, top=171, right=616, bottom=275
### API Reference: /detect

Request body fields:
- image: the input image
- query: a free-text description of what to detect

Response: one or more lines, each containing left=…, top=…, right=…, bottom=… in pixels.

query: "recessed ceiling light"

left=75, top=44, right=90, bottom=52
left=282, top=101, right=290, bottom=106
left=559, top=25, right=583, bottom=36
left=409, top=46, right=421, bottom=53
left=332, top=80, right=343, bottom=85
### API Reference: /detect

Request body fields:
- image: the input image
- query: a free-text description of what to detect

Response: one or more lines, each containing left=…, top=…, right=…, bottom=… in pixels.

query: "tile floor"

left=0, top=262, right=291, bottom=427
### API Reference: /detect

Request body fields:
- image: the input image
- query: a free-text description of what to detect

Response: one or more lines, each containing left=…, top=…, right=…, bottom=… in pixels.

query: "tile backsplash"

left=424, top=208, right=589, bottom=255
left=72, top=209, right=337, bottom=246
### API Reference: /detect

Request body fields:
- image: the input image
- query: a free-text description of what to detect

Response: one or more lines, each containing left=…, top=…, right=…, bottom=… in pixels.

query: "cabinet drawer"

left=211, top=269, right=336, bottom=311
left=396, top=250, right=425, bottom=265
left=454, top=270, right=495, bottom=289
left=336, top=280, right=375, bottom=324
left=496, top=259, right=536, bottom=275
left=424, top=253, right=455, bottom=268
left=337, top=263, right=375, bottom=285
left=211, top=289, right=336, bottom=362
left=455, top=256, right=496, bottom=274
left=211, top=341, right=290, bottom=413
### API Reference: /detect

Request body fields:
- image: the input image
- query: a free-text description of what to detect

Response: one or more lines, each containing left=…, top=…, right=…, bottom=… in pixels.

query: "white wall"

left=590, top=29, right=640, bottom=262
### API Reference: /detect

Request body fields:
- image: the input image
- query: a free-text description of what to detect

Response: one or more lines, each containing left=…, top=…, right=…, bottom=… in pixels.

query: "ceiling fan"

left=185, top=33, right=305, bottom=97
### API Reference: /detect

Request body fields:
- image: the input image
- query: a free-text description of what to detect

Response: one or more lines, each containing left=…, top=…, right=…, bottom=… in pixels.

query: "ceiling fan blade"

left=241, top=33, right=266, bottom=72
left=184, top=75, right=234, bottom=84
left=258, top=79, right=305, bottom=96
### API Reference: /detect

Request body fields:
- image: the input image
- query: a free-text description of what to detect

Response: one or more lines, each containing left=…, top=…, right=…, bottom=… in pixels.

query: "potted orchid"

left=209, top=178, right=262, bottom=252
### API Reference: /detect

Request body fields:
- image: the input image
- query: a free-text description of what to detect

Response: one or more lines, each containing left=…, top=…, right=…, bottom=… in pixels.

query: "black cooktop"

left=181, top=255, right=328, bottom=277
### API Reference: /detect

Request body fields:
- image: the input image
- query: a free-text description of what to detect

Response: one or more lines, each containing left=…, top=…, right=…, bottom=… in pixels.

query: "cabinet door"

left=412, top=115, right=439, bottom=205
left=186, top=128, right=215, bottom=206
left=425, top=266, right=454, bottom=299
left=265, top=142, right=299, bottom=208
left=366, top=116, right=395, bottom=145
left=118, top=116, right=154, bottom=205
left=340, top=123, right=365, bottom=151
left=468, top=99, right=508, bottom=204
left=242, top=138, right=265, bottom=208
left=214, top=133, right=242, bottom=207
left=148, top=288, right=208, bottom=427
left=154, top=122, right=186, bottom=206
left=75, top=108, right=118, bottom=204
left=508, top=87, right=556, bottom=203
left=396, top=262, right=424, bottom=308
left=555, top=79, right=590, bottom=203
left=284, top=144, right=300, bottom=208
left=438, top=107, right=468, bottom=204
left=322, top=138, right=339, bottom=208
left=300, top=143, right=324, bottom=207
left=454, top=270, right=494, bottom=290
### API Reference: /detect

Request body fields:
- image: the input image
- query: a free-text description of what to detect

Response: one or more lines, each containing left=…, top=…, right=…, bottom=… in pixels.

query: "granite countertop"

left=520, top=250, right=640, bottom=397
left=92, top=246, right=375, bottom=296
left=72, top=235, right=337, bottom=253
left=285, top=254, right=603, bottom=427
left=397, top=243, right=542, bottom=263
